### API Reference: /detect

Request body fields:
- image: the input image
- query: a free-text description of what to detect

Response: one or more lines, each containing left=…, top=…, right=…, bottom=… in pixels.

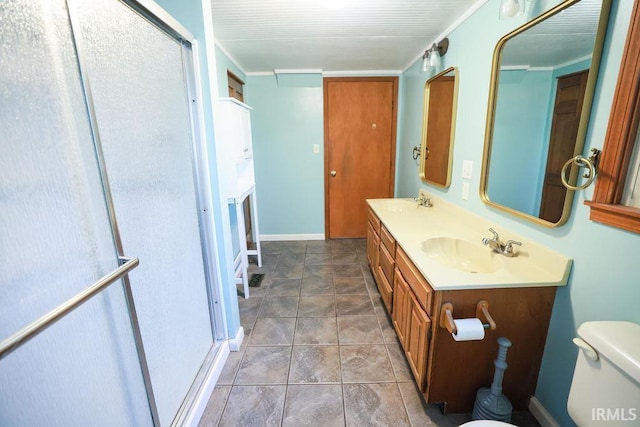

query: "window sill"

left=585, top=201, right=640, bottom=234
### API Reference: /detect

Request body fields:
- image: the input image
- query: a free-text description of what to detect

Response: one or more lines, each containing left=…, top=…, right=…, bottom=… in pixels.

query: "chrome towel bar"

left=0, top=256, right=139, bottom=360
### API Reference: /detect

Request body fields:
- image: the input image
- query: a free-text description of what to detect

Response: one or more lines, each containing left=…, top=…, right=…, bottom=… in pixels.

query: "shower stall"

left=0, top=0, right=225, bottom=425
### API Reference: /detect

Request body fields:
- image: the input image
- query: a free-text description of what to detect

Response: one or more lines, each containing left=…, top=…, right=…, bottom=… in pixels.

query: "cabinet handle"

left=330, top=170, right=337, bottom=177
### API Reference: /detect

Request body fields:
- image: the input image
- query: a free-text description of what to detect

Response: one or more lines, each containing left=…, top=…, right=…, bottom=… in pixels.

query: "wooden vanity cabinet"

left=366, top=222, right=379, bottom=274
left=368, top=208, right=393, bottom=311
left=406, top=290, right=430, bottom=389
left=366, top=209, right=381, bottom=281
left=426, top=287, right=556, bottom=413
left=393, top=247, right=433, bottom=390
left=377, top=225, right=396, bottom=312
left=366, top=212, right=558, bottom=414
left=377, top=249, right=394, bottom=312
left=391, top=269, right=410, bottom=347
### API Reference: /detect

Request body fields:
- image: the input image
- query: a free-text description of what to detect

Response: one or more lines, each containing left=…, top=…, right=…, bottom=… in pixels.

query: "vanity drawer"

left=380, top=225, right=396, bottom=256
left=379, top=243, right=395, bottom=286
left=367, top=207, right=381, bottom=235
left=396, top=247, right=433, bottom=314
left=377, top=264, right=393, bottom=313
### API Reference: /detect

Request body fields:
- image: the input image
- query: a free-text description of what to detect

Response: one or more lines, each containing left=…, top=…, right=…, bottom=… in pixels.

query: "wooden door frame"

left=323, top=76, right=399, bottom=239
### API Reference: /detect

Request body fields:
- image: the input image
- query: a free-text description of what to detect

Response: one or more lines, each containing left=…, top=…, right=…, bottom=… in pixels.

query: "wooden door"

left=539, top=70, right=589, bottom=222
left=324, top=78, right=398, bottom=238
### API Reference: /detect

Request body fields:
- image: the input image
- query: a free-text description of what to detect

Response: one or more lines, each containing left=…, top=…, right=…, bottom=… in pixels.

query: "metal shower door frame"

left=65, top=0, right=226, bottom=424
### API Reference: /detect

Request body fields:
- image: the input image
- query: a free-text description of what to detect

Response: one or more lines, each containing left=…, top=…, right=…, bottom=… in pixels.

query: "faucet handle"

left=488, top=228, right=499, bottom=241
left=504, top=240, right=522, bottom=256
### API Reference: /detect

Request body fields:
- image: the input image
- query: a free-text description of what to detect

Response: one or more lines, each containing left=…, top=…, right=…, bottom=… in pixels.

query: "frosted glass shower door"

left=72, top=0, right=217, bottom=424
left=0, top=1, right=151, bottom=426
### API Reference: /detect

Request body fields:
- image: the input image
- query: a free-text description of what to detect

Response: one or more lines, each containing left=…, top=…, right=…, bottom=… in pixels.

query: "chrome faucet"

left=415, top=193, right=433, bottom=207
left=482, top=228, right=522, bottom=257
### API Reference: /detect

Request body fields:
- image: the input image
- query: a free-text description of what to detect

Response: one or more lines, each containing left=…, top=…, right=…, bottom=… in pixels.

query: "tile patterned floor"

left=199, top=239, right=541, bottom=427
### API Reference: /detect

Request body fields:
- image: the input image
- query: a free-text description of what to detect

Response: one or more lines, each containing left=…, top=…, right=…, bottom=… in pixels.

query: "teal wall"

left=489, top=69, right=553, bottom=216
left=395, top=1, right=638, bottom=425
left=153, top=0, right=241, bottom=339
left=245, top=74, right=325, bottom=236
left=396, top=68, right=423, bottom=198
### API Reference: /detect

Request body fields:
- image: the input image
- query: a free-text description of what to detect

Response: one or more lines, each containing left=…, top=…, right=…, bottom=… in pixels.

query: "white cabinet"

left=217, top=97, right=262, bottom=298
left=218, top=98, right=255, bottom=199
left=220, top=97, right=253, bottom=160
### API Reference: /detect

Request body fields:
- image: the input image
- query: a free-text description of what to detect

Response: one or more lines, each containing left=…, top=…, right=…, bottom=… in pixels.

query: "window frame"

left=586, top=0, right=640, bottom=234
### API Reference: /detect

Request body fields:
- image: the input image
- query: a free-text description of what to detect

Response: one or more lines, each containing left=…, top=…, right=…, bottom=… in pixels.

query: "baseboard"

left=177, top=342, right=230, bottom=427
left=259, top=233, right=325, bottom=241
left=228, top=326, right=244, bottom=351
left=529, top=396, right=560, bottom=427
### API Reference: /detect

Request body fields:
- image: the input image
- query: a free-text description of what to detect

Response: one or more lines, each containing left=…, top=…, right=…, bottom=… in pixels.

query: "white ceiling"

left=501, top=0, right=603, bottom=68
left=210, top=0, right=481, bottom=73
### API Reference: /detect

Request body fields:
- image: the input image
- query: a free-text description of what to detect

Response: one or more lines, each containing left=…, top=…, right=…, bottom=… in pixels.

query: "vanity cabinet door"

left=406, top=291, right=430, bottom=390
left=392, top=268, right=410, bottom=347
left=366, top=222, right=380, bottom=269
left=219, top=98, right=253, bottom=160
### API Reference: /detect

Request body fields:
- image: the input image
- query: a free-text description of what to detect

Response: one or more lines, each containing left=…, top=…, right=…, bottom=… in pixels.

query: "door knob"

left=330, top=170, right=337, bottom=177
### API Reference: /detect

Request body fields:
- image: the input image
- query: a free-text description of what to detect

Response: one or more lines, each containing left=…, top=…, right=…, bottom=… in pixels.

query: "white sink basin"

left=380, top=199, right=417, bottom=212
left=422, top=237, right=503, bottom=274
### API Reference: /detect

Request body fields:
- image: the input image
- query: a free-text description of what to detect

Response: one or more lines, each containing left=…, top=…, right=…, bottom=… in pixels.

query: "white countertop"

left=368, top=191, right=572, bottom=291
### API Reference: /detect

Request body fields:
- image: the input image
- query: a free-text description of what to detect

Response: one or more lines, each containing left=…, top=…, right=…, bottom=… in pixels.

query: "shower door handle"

left=0, top=256, right=140, bottom=360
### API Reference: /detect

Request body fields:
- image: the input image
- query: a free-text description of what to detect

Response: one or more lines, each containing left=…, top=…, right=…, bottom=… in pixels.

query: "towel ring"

left=561, top=149, right=601, bottom=191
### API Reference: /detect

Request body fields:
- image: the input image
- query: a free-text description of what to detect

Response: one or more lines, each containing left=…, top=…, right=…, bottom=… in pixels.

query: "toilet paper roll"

left=452, top=318, right=485, bottom=341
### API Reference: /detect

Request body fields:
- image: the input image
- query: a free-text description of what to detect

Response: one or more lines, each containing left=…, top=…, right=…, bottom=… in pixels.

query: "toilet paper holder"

left=439, top=300, right=497, bottom=335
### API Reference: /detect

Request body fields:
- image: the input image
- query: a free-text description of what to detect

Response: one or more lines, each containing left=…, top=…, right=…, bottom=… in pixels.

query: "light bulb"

left=499, top=0, right=521, bottom=19
left=427, top=49, right=441, bottom=69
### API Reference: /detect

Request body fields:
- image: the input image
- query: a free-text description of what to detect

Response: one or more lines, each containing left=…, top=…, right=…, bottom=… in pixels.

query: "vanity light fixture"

left=422, top=38, right=449, bottom=73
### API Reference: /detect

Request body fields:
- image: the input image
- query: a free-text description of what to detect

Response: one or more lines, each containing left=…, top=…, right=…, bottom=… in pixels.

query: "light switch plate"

left=462, top=160, right=473, bottom=179
left=313, top=144, right=320, bottom=154
left=462, top=182, right=469, bottom=200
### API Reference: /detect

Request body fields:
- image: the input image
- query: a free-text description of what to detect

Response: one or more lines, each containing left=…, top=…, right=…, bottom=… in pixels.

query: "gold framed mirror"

left=480, top=0, right=611, bottom=226
left=420, top=67, right=459, bottom=188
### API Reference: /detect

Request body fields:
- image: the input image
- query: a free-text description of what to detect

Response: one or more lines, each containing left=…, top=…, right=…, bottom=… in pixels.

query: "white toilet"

left=460, top=321, right=640, bottom=427
left=567, top=321, right=640, bottom=426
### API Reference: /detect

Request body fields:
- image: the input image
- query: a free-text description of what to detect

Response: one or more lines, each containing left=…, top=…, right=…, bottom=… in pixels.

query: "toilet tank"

left=567, top=321, right=640, bottom=426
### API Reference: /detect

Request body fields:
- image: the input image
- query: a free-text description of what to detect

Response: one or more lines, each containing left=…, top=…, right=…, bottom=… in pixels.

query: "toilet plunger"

left=471, top=337, right=513, bottom=422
